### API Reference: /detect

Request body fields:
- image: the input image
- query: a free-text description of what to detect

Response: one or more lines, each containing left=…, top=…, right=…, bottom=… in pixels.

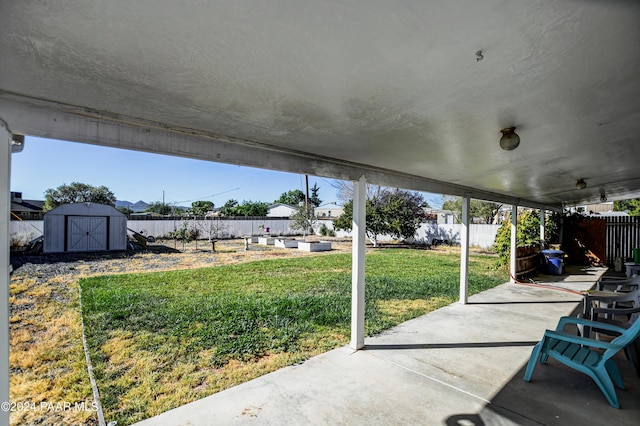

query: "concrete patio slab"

left=136, top=265, right=640, bottom=425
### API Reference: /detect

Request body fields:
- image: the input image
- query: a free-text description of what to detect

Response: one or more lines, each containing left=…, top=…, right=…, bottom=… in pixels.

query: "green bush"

left=494, top=210, right=560, bottom=268
left=318, top=223, right=335, bottom=237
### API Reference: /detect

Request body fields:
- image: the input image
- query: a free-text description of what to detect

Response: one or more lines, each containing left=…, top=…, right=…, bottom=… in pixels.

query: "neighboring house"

left=314, top=203, right=343, bottom=219
left=426, top=209, right=456, bottom=225
left=115, top=200, right=150, bottom=213
left=267, top=203, right=298, bottom=217
left=572, top=202, right=615, bottom=215
left=10, top=192, right=44, bottom=220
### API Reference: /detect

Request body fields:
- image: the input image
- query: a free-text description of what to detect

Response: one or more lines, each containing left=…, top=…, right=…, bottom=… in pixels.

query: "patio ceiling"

left=1, top=1, right=640, bottom=209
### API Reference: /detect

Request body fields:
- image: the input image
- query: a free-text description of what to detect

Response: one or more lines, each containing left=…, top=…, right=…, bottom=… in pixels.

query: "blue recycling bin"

left=541, top=249, right=564, bottom=275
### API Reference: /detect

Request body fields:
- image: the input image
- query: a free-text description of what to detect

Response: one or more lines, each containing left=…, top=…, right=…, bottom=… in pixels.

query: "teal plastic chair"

left=524, top=316, right=640, bottom=408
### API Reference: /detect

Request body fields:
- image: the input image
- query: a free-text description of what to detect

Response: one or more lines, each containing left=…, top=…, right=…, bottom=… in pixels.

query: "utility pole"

left=305, top=175, right=309, bottom=209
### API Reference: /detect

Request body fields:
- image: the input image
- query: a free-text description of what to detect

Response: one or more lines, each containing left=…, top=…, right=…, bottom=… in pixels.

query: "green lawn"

left=79, top=248, right=507, bottom=424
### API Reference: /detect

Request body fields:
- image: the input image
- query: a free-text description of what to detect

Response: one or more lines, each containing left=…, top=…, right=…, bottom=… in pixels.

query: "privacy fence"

left=11, top=219, right=501, bottom=249
left=605, top=216, right=640, bottom=264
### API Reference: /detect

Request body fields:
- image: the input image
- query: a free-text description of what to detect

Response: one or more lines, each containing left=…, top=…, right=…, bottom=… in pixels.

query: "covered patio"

left=2, top=1, right=640, bottom=424
left=137, top=265, right=640, bottom=425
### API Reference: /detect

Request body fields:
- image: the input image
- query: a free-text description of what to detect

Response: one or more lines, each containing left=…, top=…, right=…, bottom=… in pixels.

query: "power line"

left=171, top=187, right=240, bottom=204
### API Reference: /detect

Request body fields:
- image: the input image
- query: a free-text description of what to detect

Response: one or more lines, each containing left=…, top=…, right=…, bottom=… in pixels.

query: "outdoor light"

left=600, top=191, right=607, bottom=202
left=499, top=127, right=520, bottom=151
left=11, top=134, right=24, bottom=153
left=576, top=179, right=587, bottom=190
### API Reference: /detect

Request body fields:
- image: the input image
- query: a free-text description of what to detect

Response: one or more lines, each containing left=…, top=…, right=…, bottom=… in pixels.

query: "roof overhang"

left=1, top=1, right=640, bottom=211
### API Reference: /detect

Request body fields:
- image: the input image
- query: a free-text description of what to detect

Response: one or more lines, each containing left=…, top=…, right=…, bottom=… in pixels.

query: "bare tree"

left=197, top=219, right=227, bottom=252
left=330, top=180, right=383, bottom=203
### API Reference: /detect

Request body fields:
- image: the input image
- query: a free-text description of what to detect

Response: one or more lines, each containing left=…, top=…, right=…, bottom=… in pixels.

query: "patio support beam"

left=0, top=121, right=11, bottom=426
left=510, top=204, right=518, bottom=283
left=540, top=209, right=545, bottom=245
left=350, top=175, right=366, bottom=350
left=459, top=195, right=470, bottom=304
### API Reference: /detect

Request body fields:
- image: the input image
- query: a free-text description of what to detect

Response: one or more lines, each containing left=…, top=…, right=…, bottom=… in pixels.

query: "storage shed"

left=43, top=203, right=127, bottom=253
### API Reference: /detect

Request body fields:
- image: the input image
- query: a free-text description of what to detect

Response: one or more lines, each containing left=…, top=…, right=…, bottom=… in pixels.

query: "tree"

left=275, top=184, right=322, bottom=209
left=43, top=182, right=116, bottom=211
left=291, top=204, right=316, bottom=238
left=274, top=190, right=305, bottom=206
left=187, top=200, right=214, bottom=217
left=331, top=180, right=384, bottom=203
left=116, top=206, right=132, bottom=216
left=235, top=200, right=269, bottom=216
left=441, top=196, right=503, bottom=224
left=197, top=219, right=227, bottom=252
left=219, top=199, right=239, bottom=216
left=309, top=183, right=322, bottom=208
left=614, top=199, right=640, bottom=216
left=219, top=199, right=269, bottom=216
left=334, top=188, right=426, bottom=246
left=145, top=202, right=173, bottom=215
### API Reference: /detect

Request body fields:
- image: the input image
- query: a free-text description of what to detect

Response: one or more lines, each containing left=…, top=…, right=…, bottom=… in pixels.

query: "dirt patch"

left=11, top=237, right=352, bottom=276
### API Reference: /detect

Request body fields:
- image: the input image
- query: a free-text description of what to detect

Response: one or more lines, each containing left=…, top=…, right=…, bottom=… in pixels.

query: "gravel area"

left=10, top=237, right=353, bottom=281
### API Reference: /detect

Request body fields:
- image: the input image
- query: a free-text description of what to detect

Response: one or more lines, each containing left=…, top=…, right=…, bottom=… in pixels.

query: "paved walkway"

left=137, top=265, right=640, bottom=425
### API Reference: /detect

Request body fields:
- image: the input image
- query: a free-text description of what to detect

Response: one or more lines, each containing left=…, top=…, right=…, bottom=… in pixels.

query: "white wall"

left=127, top=218, right=298, bottom=239
left=319, top=220, right=499, bottom=248
left=11, top=220, right=500, bottom=248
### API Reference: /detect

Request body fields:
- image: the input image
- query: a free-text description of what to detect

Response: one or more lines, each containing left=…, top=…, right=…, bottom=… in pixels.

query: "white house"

left=267, top=203, right=297, bottom=217
left=314, top=203, right=343, bottom=218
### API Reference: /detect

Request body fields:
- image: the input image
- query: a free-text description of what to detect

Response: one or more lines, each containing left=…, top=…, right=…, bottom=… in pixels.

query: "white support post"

left=510, top=204, right=518, bottom=283
left=350, top=175, right=366, bottom=350
left=539, top=209, right=545, bottom=247
left=459, top=195, right=470, bottom=304
left=0, top=122, right=11, bottom=426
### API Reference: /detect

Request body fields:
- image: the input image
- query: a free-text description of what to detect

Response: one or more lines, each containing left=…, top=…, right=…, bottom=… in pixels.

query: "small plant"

left=319, top=223, right=335, bottom=237
left=169, top=221, right=196, bottom=251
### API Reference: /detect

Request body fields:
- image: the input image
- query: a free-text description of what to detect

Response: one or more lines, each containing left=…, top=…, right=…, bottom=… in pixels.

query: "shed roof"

left=45, top=203, right=125, bottom=217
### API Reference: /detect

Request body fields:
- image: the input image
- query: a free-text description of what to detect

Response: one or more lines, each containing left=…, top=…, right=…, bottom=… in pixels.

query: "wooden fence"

left=605, top=216, right=640, bottom=264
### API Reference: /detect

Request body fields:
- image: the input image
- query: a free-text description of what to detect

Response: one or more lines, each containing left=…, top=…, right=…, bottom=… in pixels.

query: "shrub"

left=494, top=210, right=560, bottom=268
left=318, top=223, right=336, bottom=237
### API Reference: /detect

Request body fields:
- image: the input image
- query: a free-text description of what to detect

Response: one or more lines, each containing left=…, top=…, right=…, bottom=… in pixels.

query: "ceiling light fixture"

left=499, top=127, right=520, bottom=151
left=600, top=188, right=607, bottom=202
left=576, top=179, right=587, bottom=190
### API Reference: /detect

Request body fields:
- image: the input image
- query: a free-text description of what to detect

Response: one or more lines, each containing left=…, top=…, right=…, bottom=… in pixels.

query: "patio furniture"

left=588, top=304, right=640, bottom=377
left=582, top=286, right=640, bottom=320
left=624, top=262, right=640, bottom=278
left=595, top=275, right=640, bottom=292
left=524, top=316, right=640, bottom=408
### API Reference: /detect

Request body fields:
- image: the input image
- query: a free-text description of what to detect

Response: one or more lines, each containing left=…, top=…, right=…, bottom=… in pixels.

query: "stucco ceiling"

left=1, top=1, right=639, bottom=209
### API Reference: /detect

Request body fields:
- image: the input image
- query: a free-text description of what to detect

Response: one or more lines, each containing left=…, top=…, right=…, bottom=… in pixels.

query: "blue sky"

left=11, top=136, right=443, bottom=208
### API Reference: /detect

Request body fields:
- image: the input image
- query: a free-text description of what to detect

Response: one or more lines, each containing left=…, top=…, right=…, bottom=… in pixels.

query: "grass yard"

left=79, top=248, right=507, bottom=425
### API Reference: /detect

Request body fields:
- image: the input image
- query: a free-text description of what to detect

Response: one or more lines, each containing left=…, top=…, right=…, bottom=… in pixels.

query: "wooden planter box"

left=515, top=245, right=541, bottom=276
